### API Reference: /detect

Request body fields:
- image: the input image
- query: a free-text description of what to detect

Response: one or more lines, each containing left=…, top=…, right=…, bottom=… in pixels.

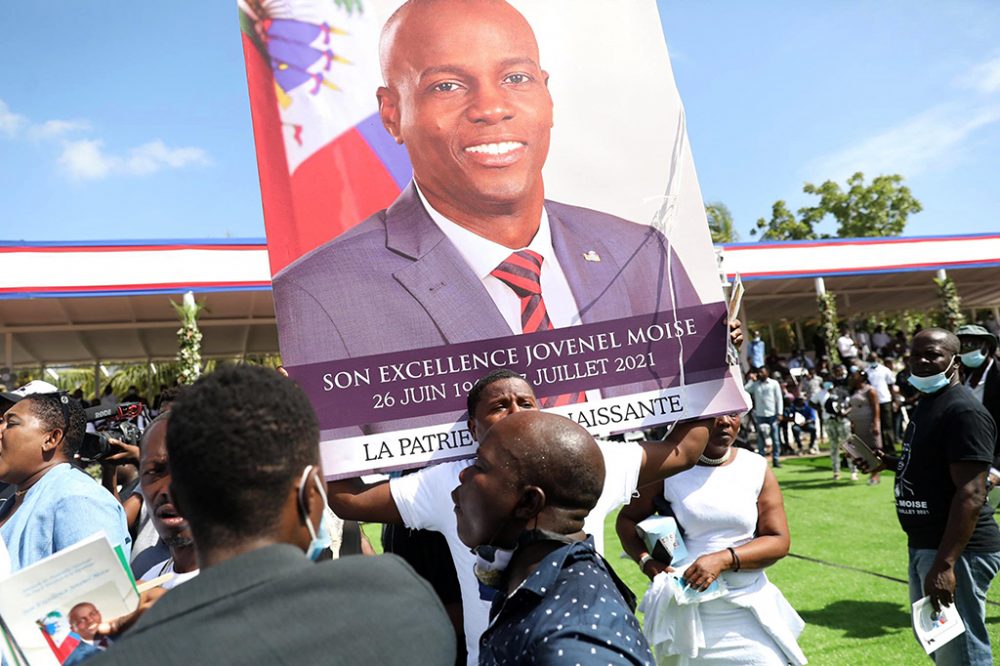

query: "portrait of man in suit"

left=272, top=0, right=706, bottom=437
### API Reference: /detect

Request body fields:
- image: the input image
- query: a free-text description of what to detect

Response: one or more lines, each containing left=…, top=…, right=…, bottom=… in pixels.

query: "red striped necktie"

left=491, top=249, right=585, bottom=407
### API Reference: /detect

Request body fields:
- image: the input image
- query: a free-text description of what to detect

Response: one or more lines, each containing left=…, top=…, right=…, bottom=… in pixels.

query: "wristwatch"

left=639, top=553, right=654, bottom=571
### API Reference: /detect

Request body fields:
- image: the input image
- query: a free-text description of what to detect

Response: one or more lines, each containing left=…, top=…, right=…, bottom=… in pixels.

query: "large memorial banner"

left=238, top=0, right=749, bottom=478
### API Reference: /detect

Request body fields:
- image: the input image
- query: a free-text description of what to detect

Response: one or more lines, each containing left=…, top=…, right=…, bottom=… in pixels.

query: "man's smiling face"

left=378, top=0, right=553, bottom=219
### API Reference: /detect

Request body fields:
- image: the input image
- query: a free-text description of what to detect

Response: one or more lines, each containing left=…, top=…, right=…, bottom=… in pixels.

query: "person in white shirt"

left=871, top=325, right=892, bottom=354
left=134, top=414, right=199, bottom=590
left=836, top=325, right=859, bottom=366
left=866, top=353, right=897, bottom=454
left=744, top=368, right=784, bottom=468
left=327, top=368, right=715, bottom=665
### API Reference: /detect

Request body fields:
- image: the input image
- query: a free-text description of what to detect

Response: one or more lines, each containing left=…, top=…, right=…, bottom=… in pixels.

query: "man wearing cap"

left=956, top=324, right=1000, bottom=489
left=0, top=381, right=130, bottom=571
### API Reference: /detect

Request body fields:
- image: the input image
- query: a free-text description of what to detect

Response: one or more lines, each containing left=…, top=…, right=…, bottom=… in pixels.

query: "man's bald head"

left=375, top=0, right=553, bottom=226
left=487, top=410, right=605, bottom=513
left=379, top=0, right=538, bottom=87
left=913, top=328, right=960, bottom=355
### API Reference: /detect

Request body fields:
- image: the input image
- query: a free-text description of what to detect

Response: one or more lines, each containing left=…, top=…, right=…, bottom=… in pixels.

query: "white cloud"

left=957, top=55, right=1000, bottom=95
left=58, top=138, right=210, bottom=181
left=807, top=103, right=1000, bottom=181
left=27, top=119, right=90, bottom=141
left=0, top=99, right=28, bottom=138
left=57, top=139, right=114, bottom=180
left=0, top=98, right=86, bottom=140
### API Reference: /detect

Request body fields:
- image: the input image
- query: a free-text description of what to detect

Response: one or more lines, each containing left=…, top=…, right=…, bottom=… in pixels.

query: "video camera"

left=79, top=402, right=146, bottom=462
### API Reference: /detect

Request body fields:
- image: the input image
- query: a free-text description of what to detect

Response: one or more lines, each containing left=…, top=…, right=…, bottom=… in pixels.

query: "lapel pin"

left=583, top=250, right=601, bottom=262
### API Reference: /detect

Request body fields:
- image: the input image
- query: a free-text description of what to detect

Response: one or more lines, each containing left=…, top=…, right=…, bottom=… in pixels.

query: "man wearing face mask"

left=92, top=366, right=454, bottom=666
left=956, top=324, right=1000, bottom=492
left=453, top=411, right=653, bottom=665
left=859, top=329, right=1000, bottom=666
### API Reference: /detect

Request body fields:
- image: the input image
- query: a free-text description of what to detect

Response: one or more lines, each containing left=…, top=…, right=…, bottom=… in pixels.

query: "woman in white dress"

left=617, top=412, right=806, bottom=665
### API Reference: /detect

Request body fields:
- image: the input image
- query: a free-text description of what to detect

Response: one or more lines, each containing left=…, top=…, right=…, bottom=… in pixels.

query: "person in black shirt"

left=860, top=328, right=1000, bottom=666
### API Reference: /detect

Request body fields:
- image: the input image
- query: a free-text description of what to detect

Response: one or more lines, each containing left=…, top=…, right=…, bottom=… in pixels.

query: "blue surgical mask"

left=298, top=465, right=333, bottom=561
left=908, top=357, right=956, bottom=394
left=960, top=350, right=988, bottom=369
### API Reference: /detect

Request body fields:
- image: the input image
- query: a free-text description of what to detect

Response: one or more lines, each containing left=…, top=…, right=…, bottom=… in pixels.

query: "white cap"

left=0, top=380, right=60, bottom=404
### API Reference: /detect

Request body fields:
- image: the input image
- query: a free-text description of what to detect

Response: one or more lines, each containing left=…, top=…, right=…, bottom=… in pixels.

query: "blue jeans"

left=908, top=548, right=1000, bottom=665
left=755, top=415, right=780, bottom=464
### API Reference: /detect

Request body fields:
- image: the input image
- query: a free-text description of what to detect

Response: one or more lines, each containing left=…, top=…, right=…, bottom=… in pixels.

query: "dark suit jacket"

left=92, top=545, right=455, bottom=666
left=273, top=184, right=700, bottom=435
left=980, top=359, right=1000, bottom=460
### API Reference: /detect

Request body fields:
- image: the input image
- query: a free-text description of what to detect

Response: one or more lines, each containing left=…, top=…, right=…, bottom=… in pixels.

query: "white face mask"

left=298, top=465, right=332, bottom=561
left=960, top=349, right=988, bottom=369
left=908, top=357, right=956, bottom=394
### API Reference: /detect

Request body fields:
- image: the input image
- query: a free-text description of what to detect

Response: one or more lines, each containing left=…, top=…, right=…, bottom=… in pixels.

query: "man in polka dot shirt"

left=453, top=410, right=653, bottom=665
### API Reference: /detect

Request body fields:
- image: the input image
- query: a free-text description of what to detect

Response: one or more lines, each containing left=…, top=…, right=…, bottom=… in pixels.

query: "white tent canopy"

left=2, top=233, right=999, bottom=369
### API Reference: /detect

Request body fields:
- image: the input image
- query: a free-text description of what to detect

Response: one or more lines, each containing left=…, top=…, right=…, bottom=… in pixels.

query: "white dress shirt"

left=414, top=184, right=583, bottom=334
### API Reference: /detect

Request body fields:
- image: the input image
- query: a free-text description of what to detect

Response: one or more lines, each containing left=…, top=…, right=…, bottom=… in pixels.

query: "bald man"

left=453, top=411, right=653, bottom=664
left=862, top=328, right=1000, bottom=665
left=273, top=0, right=701, bottom=438
left=329, top=368, right=714, bottom=665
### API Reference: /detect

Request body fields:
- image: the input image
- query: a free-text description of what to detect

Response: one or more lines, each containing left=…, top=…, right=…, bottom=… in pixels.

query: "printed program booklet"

left=911, top=595, right=965, bottom=655
left=0, top=533, right=139, bottom=665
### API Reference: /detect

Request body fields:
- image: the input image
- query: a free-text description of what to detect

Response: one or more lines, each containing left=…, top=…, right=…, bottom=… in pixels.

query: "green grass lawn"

left=362, top=453, right=1000, bottom=665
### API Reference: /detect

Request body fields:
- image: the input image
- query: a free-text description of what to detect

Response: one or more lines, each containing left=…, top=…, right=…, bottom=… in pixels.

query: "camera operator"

left=823, top=364, right=858, bottom=481
left=0, top=382, right=131, bottom=572
left=84, top=394, right=176, bottom=573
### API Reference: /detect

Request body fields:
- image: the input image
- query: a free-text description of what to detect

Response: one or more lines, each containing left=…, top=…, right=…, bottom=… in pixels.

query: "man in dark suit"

left=272, top=0, right=703, bottom=435
left=93, top=366, right=454, bottom=666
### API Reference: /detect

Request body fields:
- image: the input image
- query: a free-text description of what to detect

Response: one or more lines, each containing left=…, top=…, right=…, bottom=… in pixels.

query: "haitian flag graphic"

left=238, top=0, right=411, bottom=276
left=238, top=0, right=749, bottom=478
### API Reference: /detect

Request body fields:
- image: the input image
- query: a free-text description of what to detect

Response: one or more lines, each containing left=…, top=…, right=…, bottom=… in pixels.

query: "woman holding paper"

left=616, top=412, right=806, bottom=665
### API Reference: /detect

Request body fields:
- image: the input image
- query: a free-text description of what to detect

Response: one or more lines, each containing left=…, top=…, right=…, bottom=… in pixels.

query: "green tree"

left=800, top=172, right=922, bottom=238
left=705, top=202, right=738, bottom=244
left=752, top=172, right=921, bottom=241
left=752, top=200, right=816, bottom=240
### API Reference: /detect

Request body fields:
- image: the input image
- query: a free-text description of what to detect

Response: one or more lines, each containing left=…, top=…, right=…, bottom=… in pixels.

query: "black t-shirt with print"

left=895, top=383, right=1000, bottom=551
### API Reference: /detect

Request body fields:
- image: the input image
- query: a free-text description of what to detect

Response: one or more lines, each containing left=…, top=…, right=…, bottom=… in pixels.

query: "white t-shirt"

left=389, top=439, right=643, bottom=666
left=866, top=364, right=895, bottom=404
left=139, top=558, right=200, bottom=590
left=837, top=335, right=858, bottom=359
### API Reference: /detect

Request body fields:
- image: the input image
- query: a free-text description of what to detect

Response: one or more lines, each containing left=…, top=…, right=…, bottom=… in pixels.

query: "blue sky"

left=1, top=1, right=998, bottom=243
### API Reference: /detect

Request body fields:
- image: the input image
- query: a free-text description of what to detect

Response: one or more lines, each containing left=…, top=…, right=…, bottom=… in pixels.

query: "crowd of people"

left=0, top=317, right=992, bottom=664
left=743, top=324, right=936, bottom=476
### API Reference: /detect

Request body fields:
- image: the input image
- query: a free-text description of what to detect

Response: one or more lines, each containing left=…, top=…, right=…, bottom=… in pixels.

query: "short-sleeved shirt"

left=390, top=440, right=643, bottom=666
left=866, top=363, right=895, bottom=404
left=480, top=537, right=652, bottom=666
left=0, top=463, right=131, bottom=571
left=894, top=384, right=1000, bottom=551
